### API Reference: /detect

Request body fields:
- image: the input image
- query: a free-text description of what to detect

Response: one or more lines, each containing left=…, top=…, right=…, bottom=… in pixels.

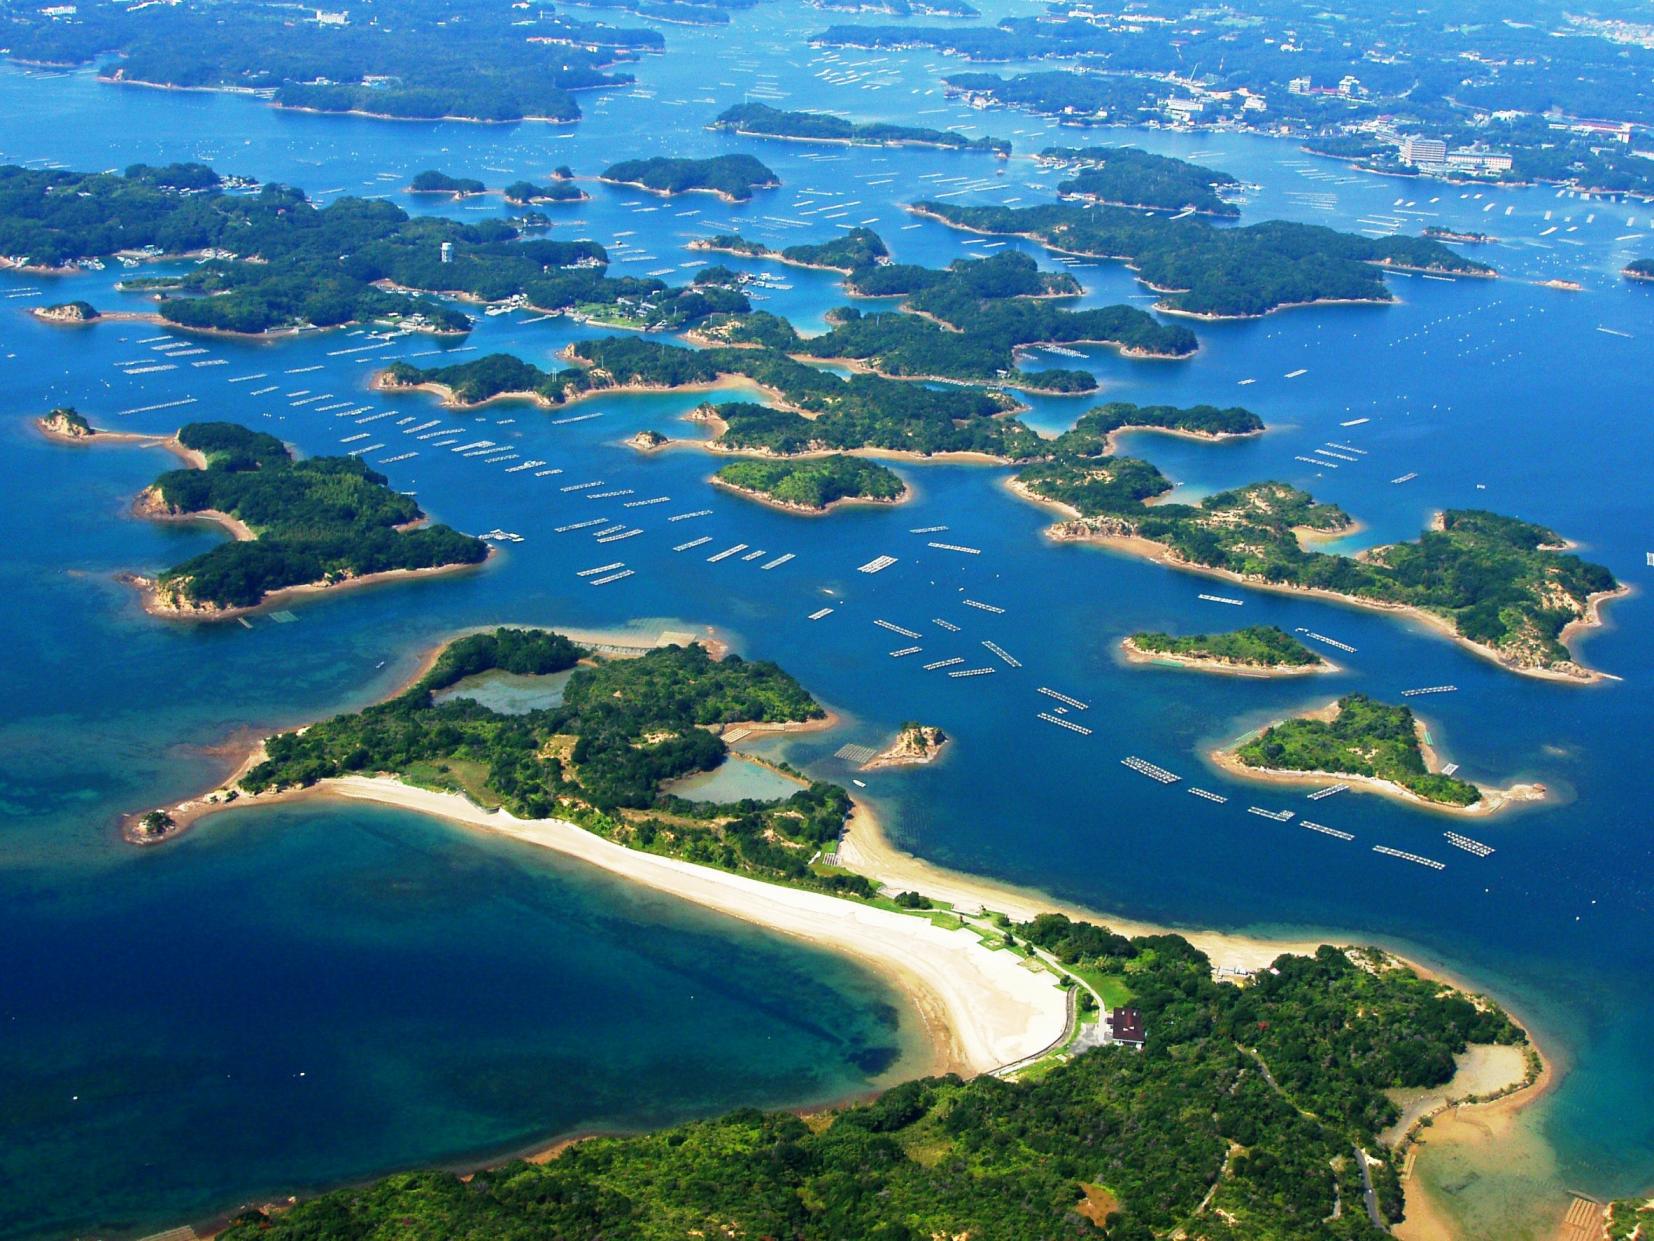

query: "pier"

left=1187, top=788, right=1228, bottom=804
left=858, top=555, right=897, bottom=574
left=1444, top=832, right=1494, bottom=857
left=1198, top=593, right=1244, bottom=606
left=1307, top=784, right=1349, bottom=800
left=1247, top=806, right=1295, bottom=822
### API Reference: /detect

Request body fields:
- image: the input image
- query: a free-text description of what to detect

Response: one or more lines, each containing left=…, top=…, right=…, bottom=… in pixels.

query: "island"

left=599, top=155, right=780, bottom=202
left=30, top=299, right=99, bottom=324
left=691, top=226, right=891, bottom=273
left=81, top=421, right=488, bottom=619
left=1423, top=226, right=1495, bottom=244
left=502, top=179, right=588, bottom=205
left=0, top=0, right=655, bottom=124
left=863, top=722, right=948, bottom=769
left=1039, top=145, right=1241, bottom=217
left=811, top=0, right=978, bottom=13
left=690, top=243, right=1193, bottom=391
left=710, top=103, right=1008, bottom=154
left=408, top=170, right=487, bottom=197
left=1124, top=625, right=1331, bottom=676
left=1218, top=693, right=1544, bottom=814
left=1013, top=434, right=1621, bottom=681
left=0, top=162, right=749, bottom=336
left=1623, top=259, right=1654, bottom=283
left=712, top=455, right=907, bottom=513
left=908, top=200, right=1494, bottom=318
left=36, top=406, right=96, bottom=439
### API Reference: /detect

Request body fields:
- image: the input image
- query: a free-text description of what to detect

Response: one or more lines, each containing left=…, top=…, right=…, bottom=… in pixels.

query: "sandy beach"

left=215, top=775, right=1072, bottom=1078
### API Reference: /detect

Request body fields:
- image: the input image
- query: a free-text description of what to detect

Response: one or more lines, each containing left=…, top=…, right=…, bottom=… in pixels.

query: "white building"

left=1399, top=136, right=1447, bottom=166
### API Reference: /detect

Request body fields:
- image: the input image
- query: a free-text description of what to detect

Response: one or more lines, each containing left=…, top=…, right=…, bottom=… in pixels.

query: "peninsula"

left=1124, top=625, right=1331, bottom=676
left=1624, top=259, right=1654, bottom=283
left=599, top=155, right=780, bottom=202
left=1219, top=693, right=1544, bottom=815
left=79, top=421, right=487, bottom=619
left=712, top=455, right=907, bottom=513
left=135, top=625, right=1540, bottom=1240
left=710, top=103, right=1009, bottom=154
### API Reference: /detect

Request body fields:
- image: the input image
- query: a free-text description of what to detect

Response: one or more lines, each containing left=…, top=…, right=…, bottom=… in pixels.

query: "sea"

left=0, top=4, right=1649, bottom=1236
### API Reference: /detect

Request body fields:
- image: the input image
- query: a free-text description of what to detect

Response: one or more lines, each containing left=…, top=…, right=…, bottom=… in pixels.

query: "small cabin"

left=1105, top=1007, right=1146, bottom=1049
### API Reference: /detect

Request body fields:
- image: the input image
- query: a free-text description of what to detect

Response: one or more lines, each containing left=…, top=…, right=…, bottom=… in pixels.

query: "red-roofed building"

left=1106, top=1007, right=1145, bottom=1049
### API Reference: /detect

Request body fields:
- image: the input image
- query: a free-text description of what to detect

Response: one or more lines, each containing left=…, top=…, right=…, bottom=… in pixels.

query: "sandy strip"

left=299, top=776, right=1070, bottom=1077
left=837, top=803, right=1318, bottom=975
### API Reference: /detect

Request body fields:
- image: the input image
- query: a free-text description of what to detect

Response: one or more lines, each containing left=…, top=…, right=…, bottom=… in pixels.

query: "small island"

left=711, top=103, right=1008, bottom=155
left=408, top=169, right=486, bottom=197
left=1219, top=693, right=1544, bottom=814
left=1623, top=259, right=1654, bottom=283
left=599, top=155, right=780, bottom=202
left=1423, top=226, right=1495, bottom=245
left=863, top=722, right=948, bottom=769
left=712, top=455, right=907, bottom=513
left=626, top=429, right=670, bottom=453
left=1039, top=145, right=1240, bottom=218
left=503, top=179, right=588, bottom=205
left=691, top=226, right=890, bottom=274
left=36, top=406, right=96, bottom=439
left=85, top=421, right=488, bottom=619
left=31, top=299, right=100, bottom=324
left=1124, top=626, right=1330, bottom=676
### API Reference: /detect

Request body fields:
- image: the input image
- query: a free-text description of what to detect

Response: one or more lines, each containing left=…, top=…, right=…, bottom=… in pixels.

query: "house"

left=1105, top=1007, right=1146, bottom=1049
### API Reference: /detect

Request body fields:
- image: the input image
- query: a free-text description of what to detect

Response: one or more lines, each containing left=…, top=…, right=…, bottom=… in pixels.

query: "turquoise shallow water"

left=0, top=6, right=1650, bottom=1235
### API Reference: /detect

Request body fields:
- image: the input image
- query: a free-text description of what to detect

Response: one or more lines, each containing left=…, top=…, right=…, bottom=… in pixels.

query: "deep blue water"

left=0, top=5, right=1650, bottom=1236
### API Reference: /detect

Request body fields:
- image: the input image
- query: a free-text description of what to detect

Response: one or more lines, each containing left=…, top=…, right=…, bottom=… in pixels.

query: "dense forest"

left=384, top=337, right=1029, bottom=456
left=408, top=170, right=486, bottom=197
left=912, top=201, right=1491, bottom=318
left=693, top=243, right=1190, bottom=388
left=0, top=162, right=745, bottom=334
left=1040, top=145, right=1241, bottom=217
left=714, top=455, right=906, bottom=510
left=600, top=155, right=781, bottom=200
left=218, top=920, right=1525, bottom=1240
left=140, top=422, right=485, bottom=611
left=0, top=0, right=654, bottom=123
left=240, top=629, right=873, bottom=898
left=1234, top=694, right=1481, bottom=807
left=712, top=102, right=1009, bottom=153
left=1129, top=626, right=1325, bottom=669
left=502, top=179, right=587, bottom=205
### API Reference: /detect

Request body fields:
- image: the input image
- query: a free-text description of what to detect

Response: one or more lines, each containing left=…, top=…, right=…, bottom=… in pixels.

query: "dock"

left=1307, top=783, right=1349, bottom=801
left=1122, top=756, right=1180, bottom=784
left=1038, top=712, right=1092, bottom=735
left=1373, top=845, right=1445, bottom=871
left=1301, top=820, right=1355, bottom=841
left=1444, top=832, right=1494, bottom=857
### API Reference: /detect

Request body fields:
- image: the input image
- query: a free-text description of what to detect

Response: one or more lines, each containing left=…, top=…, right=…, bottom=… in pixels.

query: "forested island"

left=713, top=455, right=907, bottom=512
left=113, top=422, right=486, bottom=618
left=691, top=242, right=1191, bottom=390
left=1225, top=694, right=1497, bottom=811
left=31, top=299, right=100, bottom=324
left=1039, top=145, right=1241, bottom=217
left=0, top=0, right=653, bottom=124
left=1018, top=433, right=1619, bottom=680
left=502, top=179, right=588, bottom=205
left=213, top=924, right=1527, bottom=1239
left=711, top=102, right=1008, bottom=153
left=566, top=0, right=752, bottom=26
left=408, top=170, right=486, bottom=197
left=910, top=201, right=1493, bottom=318
left=0, top=162, right=747, bottom=335
left=1125, top=626, right=1329, bottom=675
left=600, top=155, right=780, bottom=201
left=1624, top=259, right=1654, bottom=283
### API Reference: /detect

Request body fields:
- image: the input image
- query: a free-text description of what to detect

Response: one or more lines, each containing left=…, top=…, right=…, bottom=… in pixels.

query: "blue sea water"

left=0, top=6, right=1650, bottom=1236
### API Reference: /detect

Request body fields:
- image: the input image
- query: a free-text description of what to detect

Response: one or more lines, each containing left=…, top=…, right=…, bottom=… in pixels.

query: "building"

left=1105, top=1007, right=1146, bottom=1049
left=1446, top=146, right=1514, bottom=174
left=1399, top=136, right=1447, bottom=167
left=1164, top=97, right=1205, bottom=122
left=1338, top=75, right=1363, bottom=98
left=439, top=241, right=454, bottom=264
left=1287, top=76, right=1311, bottom=96
left=1242, top=92, right=1267, bottom=113
left=314, top=8, right=348, bottom=25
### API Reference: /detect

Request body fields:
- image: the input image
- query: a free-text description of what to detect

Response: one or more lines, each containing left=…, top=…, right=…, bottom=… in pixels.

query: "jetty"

left=1373, top=845, right=1445, bottom=871
left=1122, top=756, right=1180, bottom=784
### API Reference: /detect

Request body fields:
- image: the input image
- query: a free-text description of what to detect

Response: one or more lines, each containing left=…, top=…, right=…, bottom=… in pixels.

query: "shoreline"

left=1006, top=477, right=1624, bottom=684
left=1120, top=636, right=1334, bottom=678
left=596, top=176, right=776, bottom=205
left=708, top=474, right=910, bottom=516
left=1209, top=704, right=1546, bottom=818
